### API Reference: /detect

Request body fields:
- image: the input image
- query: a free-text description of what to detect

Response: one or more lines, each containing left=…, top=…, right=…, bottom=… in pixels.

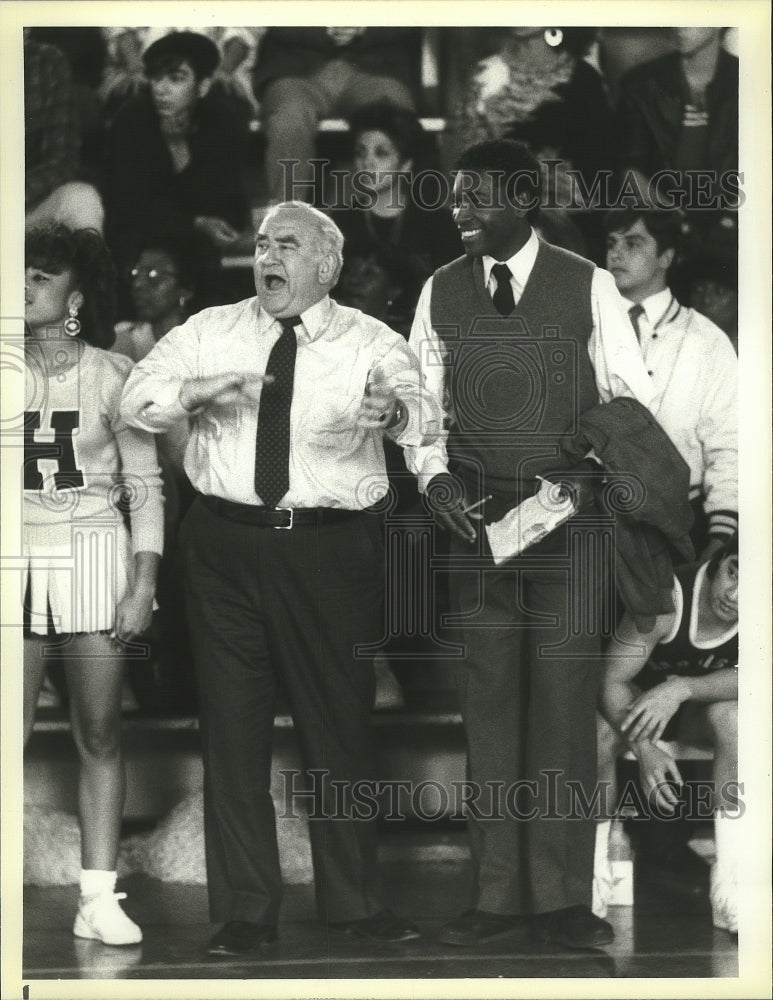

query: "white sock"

left=594, top=820, right=612, bottom=870
left=80, top=869, right=117, bottom=898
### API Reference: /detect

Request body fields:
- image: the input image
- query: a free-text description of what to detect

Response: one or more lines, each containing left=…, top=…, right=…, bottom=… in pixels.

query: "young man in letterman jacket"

left=405, top=139, right=655, bottom=949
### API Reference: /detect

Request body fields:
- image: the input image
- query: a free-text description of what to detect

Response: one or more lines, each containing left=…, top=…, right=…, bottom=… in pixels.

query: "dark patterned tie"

left=628, top=303, right=646, bottom=343
left=254, top=315, right=300, bottom=507
left=491, top=262, right=515, bottom=315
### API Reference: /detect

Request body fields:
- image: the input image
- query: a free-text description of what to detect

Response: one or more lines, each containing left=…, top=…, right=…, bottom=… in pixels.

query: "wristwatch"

left=385, top=399, right=405, bottom=430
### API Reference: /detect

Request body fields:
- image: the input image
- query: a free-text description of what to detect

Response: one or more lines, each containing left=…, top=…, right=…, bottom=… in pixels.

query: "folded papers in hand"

left=485, top=476, right=576, bottom=565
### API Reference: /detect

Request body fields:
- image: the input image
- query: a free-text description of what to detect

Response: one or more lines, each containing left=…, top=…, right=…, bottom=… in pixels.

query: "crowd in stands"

left=22, top=23, right=741, bottom=946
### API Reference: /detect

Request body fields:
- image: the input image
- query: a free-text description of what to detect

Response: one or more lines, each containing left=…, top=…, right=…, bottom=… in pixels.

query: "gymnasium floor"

left=20, top=834, right=738, bottom=987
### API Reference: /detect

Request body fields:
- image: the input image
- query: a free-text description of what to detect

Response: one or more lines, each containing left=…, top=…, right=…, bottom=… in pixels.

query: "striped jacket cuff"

left=707, top=510, right=738, bottom=539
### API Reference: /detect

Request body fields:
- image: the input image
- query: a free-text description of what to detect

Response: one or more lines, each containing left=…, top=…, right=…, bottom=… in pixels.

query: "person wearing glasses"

left=113, top=230, right=213, bottom=713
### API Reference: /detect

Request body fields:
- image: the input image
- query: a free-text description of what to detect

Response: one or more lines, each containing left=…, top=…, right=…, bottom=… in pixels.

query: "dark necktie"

left=491, top=262, right=515, bottom=315
left=254, top=315, right=300, bottom=507
left=628, top=303, right=646, bottom=343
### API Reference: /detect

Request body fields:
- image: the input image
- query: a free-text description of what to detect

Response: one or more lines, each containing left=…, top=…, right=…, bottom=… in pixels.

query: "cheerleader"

left=23, top=224, right=164, bottom=945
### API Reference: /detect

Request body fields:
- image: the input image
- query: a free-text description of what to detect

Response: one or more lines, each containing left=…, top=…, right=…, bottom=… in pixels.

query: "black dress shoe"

left=329, top=909, right=421, bottom=942
left=207, top=920, right=278, bottom=956
left=533, top=905, right=614, bottom=949
left=437, top=909, right=530, bottom=946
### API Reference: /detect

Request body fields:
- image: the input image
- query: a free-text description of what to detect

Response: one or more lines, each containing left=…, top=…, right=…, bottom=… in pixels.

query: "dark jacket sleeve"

left=561, top=397, right=695, bottom=620
left=103, top=94, right=249, bottom=269
left=614, top=53, right=681, bottom=178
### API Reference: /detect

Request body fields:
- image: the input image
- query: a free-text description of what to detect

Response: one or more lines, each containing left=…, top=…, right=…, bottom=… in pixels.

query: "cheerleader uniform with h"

left=23, top=344, right=163, bottom=635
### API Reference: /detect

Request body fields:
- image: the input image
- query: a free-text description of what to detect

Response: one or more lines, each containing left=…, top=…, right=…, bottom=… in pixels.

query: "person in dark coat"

left=253, top=28, right=422, bottom=202
left=103, top=31, right=250, bottom=282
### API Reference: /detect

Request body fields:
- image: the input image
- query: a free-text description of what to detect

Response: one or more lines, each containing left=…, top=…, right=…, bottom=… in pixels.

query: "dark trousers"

left=448, top=520, right=608, bottom=916
left=180, top=497, right=384, bottom=924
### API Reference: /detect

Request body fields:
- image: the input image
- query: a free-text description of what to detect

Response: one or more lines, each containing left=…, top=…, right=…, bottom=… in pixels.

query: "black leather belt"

left=198, top=492, right=373, bottom=528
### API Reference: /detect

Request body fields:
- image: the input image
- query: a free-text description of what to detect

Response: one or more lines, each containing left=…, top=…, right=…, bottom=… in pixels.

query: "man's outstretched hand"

left=426, top=473, right=477, bottom=543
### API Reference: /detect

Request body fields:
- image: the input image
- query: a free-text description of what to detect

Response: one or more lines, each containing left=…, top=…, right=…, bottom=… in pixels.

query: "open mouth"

left=263, top=273, right=286, bottom=292
left=459, top=228, right=483, bottom=241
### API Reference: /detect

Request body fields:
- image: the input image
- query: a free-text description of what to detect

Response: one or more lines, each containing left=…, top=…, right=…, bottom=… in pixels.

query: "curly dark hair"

left=25, top=224, right=117, bottom=349
left=143, top=30, right=220, bottom=82
left=348, top=99, right=424, bottom=164
left=455, top=139, right=542, bottom=222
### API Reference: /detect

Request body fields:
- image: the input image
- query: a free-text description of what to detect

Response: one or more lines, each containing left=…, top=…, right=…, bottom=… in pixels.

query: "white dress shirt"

left=626, top=287, right=737, bottom=533
left=119, top=295, right=440, bottom=509
left=405, top=230, right=655, bottom=489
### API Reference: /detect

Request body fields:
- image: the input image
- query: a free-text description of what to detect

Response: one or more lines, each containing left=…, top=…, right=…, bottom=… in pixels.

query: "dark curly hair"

left=143, top=30, right=220, bottom=82
left=25, top=224, right=117, bottom=349
left=348, top=99, right=424, bottom=164
left=455, top=139, right=542, bottom=222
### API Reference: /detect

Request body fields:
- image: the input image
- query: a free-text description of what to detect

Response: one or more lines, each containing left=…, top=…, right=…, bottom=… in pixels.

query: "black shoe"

left=329, top=909, right=421, bottom=942
left=207, top=920, right=278, bottom=956
left=532, top=905, right=614, bottom=950
left=437, top=909, right=530, bottom=946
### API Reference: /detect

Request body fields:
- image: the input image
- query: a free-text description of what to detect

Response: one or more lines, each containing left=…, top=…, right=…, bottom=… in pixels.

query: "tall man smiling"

left=120, top=202, right=435, bottom=955
left=406, top=140, right=654, bottom=949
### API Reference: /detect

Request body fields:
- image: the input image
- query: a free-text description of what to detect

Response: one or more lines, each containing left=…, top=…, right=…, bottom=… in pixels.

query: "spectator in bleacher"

left=595, top=535, right=739, bottom=934
left=103, top=31, right=251, bottom=285
left=453, top=27, right=614, bottom=259
left=101, top=26, right=262, bottom=124
left=253, top=28, right=422, bottom=203
left=605, top=208, right=737, bottom=557
left=615, top=28, right=738, bottom=215
left=673, top=214, right=739, bottom=354
left=113, top=231, right=214, bottom=714
left=23, top=223, right=163, bottom=945
left=24, top=33, right=105, bottom=233
left=331, top=99, right=462, bottom=276
left=27, top=28, right=108, bottom=187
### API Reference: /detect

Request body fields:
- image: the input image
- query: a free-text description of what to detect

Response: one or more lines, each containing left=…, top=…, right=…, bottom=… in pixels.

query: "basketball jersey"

left=647, top=561, right=738, bottom=677
left=23, top=343, right=164, bottom=556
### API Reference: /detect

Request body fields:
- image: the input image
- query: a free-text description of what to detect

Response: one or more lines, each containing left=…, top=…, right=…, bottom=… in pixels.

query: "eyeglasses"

left=129, top=267, right=179, bottom=284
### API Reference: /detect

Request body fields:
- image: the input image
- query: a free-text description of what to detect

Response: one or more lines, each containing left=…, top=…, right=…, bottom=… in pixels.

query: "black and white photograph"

left=1, top=2, right=770, bottom=998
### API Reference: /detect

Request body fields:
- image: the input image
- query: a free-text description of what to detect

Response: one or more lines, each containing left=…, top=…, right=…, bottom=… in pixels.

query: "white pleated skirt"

left=22, top=519, right=132, bottom=635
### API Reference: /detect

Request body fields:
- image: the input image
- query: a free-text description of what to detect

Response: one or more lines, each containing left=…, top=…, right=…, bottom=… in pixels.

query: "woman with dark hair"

left=454, top=27, right=614, bottom=259
left=23, top=224, right=163, bottom=945
left=331, top=99, right=462, bottom=274
left=335, top=240, right=429, bottom=337
left=112, top=230, right=214, bottom=713
left=113, top=229, right=212, bottom=362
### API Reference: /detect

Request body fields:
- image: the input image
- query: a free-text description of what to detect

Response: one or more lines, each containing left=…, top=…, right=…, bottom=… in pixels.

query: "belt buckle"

left=273, top=507, right=294, bottom=529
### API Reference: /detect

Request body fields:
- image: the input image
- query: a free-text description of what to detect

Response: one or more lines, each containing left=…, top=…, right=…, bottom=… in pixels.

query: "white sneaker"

left=710, top=863, right=737, bottom=933
left=73, top=891, right=143, bottom=946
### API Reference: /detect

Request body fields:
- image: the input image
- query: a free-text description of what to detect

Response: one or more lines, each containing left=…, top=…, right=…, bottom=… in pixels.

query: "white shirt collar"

left=631, top=287, right=673, bottom=326
left=482, top=229, right=539, bottom=289
left=256, top=295, right=332, bottom=341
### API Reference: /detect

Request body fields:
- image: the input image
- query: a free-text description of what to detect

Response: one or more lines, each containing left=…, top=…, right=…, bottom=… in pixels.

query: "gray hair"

left=265, top=201, right=344, bottom=281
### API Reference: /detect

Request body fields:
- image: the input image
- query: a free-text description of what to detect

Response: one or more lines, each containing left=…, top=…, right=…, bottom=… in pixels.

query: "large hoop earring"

left=63, top=303, right=81, bottom=337
left=544, top=28, right=563, bottom=48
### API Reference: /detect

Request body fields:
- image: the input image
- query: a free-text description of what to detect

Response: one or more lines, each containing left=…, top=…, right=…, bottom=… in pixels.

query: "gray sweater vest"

left=430, top=241, right=597, bottom=497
